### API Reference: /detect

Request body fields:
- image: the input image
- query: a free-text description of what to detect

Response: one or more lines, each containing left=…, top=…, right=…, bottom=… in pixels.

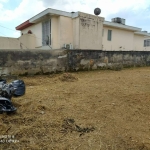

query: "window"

left=42, top=20, right=51, bottom=46
left=107, top=30, right=112, bottom=41
left=144, top=39, right=150, bottom=47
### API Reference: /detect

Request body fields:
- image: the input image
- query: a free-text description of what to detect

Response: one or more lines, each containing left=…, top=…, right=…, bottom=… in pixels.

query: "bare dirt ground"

left=0, top=67, right=150, bottom=150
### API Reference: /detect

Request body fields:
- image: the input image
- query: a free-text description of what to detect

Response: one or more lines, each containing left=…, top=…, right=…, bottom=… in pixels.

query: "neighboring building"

left=103, top=18, right=150, bottom=51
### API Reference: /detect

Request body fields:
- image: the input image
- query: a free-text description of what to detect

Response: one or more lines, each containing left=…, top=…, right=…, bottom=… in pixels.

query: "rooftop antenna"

left=94, top=8, right=101, bottom=16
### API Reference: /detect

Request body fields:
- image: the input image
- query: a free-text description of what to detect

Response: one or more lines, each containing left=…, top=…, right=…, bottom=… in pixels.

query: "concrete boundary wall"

left=0, top=49, right=67, bottom=76
left=67, top=50, right=150, bottom=71
left=0, top=49, right=150, bottom=76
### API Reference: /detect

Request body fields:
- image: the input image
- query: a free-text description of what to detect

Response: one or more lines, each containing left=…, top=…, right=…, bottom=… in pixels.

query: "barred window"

left=107, top=30, right=112, bottom=41
left=144, top=39, right=150, bottom=47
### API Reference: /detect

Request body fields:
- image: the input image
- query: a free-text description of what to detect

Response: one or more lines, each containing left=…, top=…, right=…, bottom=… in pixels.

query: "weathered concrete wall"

left=0, top=49, right=150, bottom=76
left=0, top=49, right=67, bottom=76
left=67, top=50, right=150, bottom=71
left=79, top=12, right=104, bottom=50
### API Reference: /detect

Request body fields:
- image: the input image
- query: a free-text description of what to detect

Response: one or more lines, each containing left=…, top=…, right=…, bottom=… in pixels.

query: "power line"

left=0, top=23, right=44, bottom=40
left=0, top=29, right=39, bottom=49
left=0, top=23, right=45, bottom=40
left=0, top=24, right=52, bottom=49
left=0, top=24, right=20, bottom=32
left=0, top=31, right=6, bottom=37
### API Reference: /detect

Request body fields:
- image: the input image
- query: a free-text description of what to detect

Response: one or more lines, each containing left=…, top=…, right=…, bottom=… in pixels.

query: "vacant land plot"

left=0, top=67, right=150, bottom=150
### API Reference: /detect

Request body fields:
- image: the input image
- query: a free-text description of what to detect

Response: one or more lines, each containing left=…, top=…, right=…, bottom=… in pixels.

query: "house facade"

left=14, top=8, right=150, bottom=51
left=16, top=8, right=104, bottom=50
left=103, top=20, right=150, bottom=51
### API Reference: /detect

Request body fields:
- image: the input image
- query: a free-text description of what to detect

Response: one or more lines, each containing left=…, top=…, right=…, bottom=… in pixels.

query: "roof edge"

left=16, top=20, right=34, bottom=31
left=103, top=21, right=141, bottom=32
left=134, top=31, right=150, bottom=36
left=29, top=8, right=73, bottom=23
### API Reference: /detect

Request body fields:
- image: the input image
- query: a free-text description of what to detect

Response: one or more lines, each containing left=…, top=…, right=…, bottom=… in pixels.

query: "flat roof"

left=103, top=21, right=141, bottom=32
left=29, top=8, right=76, bottom=23
left=16, top=8, right=78, bottom=30
left=16, top=8, right=145, bottom=33
left=134, top=31, right=150, bottom=36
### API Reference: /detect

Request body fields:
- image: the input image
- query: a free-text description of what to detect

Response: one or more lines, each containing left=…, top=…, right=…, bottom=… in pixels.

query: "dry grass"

left=0, top=67, right=150, bottom=150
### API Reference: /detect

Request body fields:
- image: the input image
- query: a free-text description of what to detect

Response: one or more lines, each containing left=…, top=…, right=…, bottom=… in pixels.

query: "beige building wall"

left=21, top=16, right=73, bottom=49
left=51, top=16, right=59, bottom=49
left=73, top=18, right=80, bottom=49
left=59, top=16, right=73, bottom=48
left=49, top=16, right=73, bottom=49
left=19, top=34, right=36, bottom=49
left=0, top=37, right=20, bottom=49
left=133, top=34, right=145, bottom=51
left=19, top=12, right=150, bottom=51
left=102, top=26, right=134, bottom=51
left=21, top=23, right=42, bottom=48
left=0, top=34, right=36, bottom=49
left=78, top=12, right=104, bottom=50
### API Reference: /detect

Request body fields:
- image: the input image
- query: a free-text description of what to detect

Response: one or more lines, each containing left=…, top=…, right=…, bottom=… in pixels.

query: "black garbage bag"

left=0, top=82, right=16, bottom=99
left=10, top=80, right=25, bottom=96
left=0, top=79, right=26, bottom=114
left=0, top=79, right=6, bottom=84
left=0, top=97, right=16, bottom=113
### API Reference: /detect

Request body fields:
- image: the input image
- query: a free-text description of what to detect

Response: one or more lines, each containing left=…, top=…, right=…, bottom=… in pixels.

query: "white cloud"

left=0, top=0, right=8, bottom=9
left=0, top=0, right=8, bottom=2
left=12, top=31, right=20, bottom=38
left=1, top=0, right=150, bottom=23
left=0, top=0, right=45, bottom=22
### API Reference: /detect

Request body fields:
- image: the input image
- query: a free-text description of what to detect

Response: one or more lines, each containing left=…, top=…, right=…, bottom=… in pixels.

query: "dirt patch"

left=0, top=67, right=150, bottom=149
left=61, top=118, right=95, bottom=136
left=59, top=73, right=78, bottom=82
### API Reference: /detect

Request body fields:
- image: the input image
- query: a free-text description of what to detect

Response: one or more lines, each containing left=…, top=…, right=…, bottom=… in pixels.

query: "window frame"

left=144, top=39, right=150, bottom=47
left=42, top=19, right=51, bottom=46
left=107, top=30, right=112, bottom=41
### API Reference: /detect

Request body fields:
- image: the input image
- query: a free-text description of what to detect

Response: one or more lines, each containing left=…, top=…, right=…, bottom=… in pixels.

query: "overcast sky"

left=0, top=0, right=150, bottom=37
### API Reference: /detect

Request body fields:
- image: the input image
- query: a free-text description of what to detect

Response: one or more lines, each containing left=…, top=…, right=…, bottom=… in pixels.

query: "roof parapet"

left=103, top=21, right=141, bottom=32
left=134, top=31, right=150, bottom=36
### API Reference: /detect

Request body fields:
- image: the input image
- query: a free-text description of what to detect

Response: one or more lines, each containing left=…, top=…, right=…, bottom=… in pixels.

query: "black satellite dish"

left=94, top=8, right=101, bottom=16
